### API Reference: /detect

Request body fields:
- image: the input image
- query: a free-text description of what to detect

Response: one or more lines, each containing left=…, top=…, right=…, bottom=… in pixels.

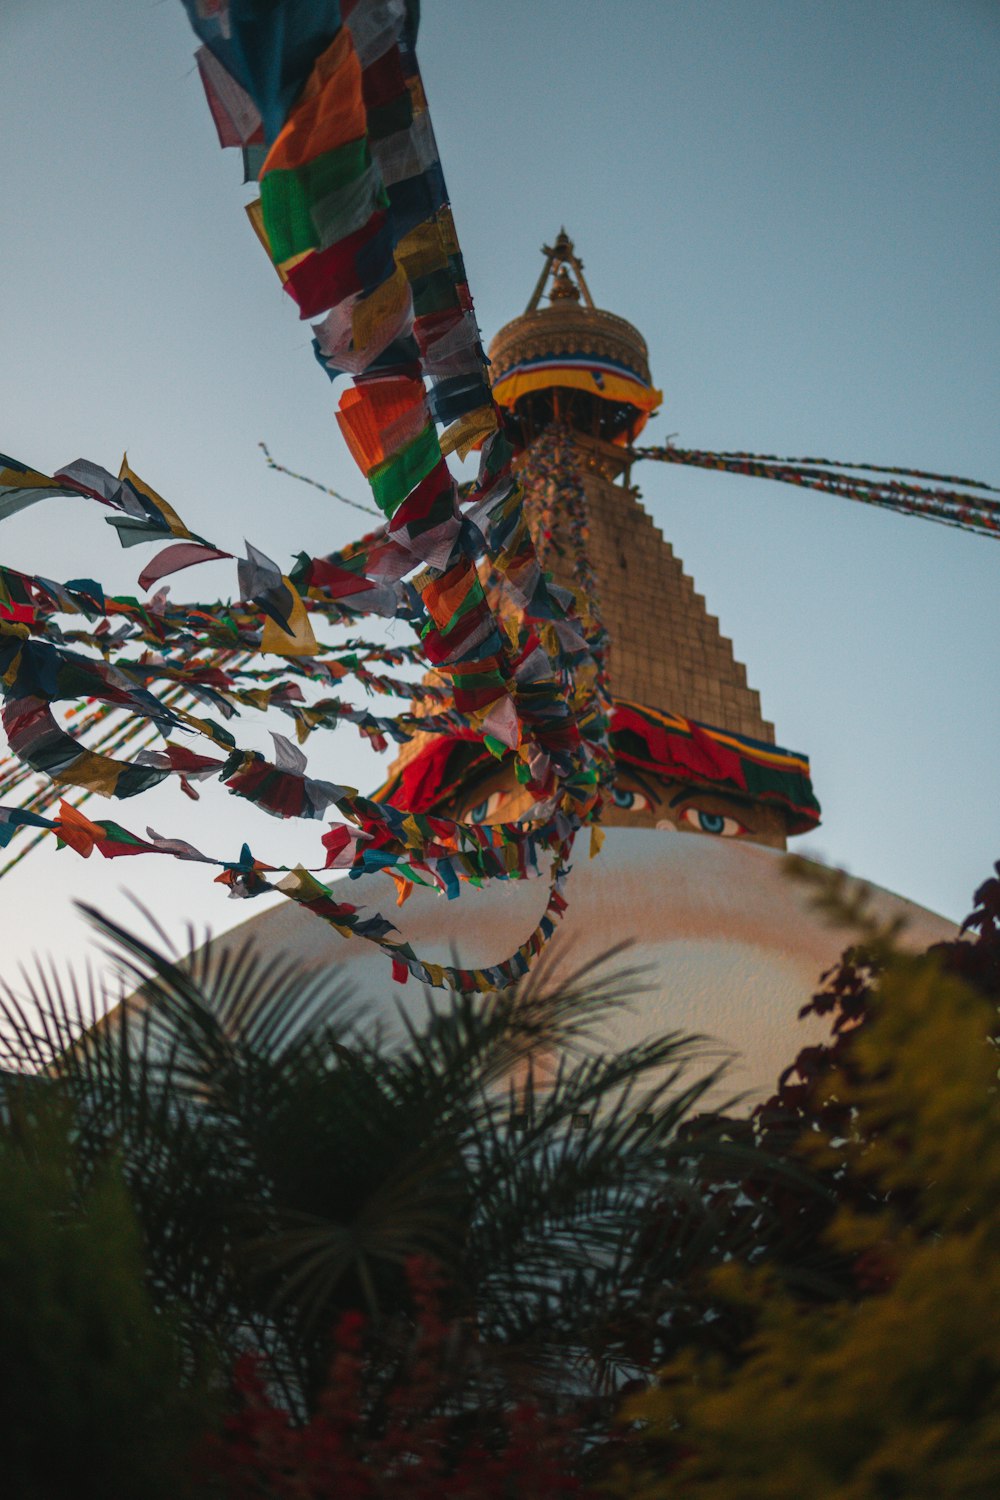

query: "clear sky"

left=0, top=0, right=997, bottom=984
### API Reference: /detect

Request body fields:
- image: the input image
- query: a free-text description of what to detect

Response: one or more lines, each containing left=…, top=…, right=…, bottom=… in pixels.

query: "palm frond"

left=0, top=910, right=826, bottom=1409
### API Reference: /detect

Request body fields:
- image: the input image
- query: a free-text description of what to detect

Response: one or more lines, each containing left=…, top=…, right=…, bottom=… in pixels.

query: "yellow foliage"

left=606, top=953, right=1000, bottom=1500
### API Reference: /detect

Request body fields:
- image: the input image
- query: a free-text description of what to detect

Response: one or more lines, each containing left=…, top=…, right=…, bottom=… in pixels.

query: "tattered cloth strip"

left=0, top=785, right=575, bottom=992
left=183, top=0, right=607, bottom=801
left=632, top=446, right=1000, bottom=539
left=0, top=428, right=607, bottom=991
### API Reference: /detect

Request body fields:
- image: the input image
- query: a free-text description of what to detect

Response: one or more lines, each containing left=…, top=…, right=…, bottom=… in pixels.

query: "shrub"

left=605, top=869, right=1000, bottom=1499
left=0, top=1096, right=213, bottom=1500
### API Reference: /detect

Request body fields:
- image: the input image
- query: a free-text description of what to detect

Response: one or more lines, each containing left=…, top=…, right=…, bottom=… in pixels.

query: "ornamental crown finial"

left=526, top=228, right=595, bottom=312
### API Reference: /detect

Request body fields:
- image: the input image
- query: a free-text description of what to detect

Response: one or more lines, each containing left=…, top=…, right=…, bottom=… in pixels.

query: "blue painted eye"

left=611, top=785, right=652, bottom=812
left=464, top=791, right=509, bottom=824
left=679, top=807, right=747, bottom=837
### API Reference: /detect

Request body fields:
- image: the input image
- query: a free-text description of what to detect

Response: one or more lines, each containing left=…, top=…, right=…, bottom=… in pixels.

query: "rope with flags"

left=632, top=446, right=1000, bottom=539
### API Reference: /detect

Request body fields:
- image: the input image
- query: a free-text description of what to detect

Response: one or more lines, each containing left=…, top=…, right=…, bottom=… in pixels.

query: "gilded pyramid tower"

left=378, top=233, right=819, bottom=851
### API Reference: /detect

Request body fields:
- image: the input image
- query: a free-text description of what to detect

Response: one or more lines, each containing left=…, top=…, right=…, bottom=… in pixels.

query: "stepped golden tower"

left=378, top=232, right=819, bottom=851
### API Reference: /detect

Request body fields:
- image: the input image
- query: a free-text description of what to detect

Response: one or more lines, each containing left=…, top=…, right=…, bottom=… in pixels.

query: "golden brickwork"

left=547, top=435, right=775, bottom=744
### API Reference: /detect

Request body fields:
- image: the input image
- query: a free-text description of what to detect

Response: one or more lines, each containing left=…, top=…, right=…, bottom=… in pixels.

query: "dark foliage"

left=628, top=860, right=1000, bottom=1365
left=205, top=1257, right=592, bottom=1498
left=0, top=1099, right=212, bottom=1500
left=0, top=913, right=807, bottom=1411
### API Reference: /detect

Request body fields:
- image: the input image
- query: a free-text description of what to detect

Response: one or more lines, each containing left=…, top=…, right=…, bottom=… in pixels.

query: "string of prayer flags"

left=0, top=3, right=993, bottom=1003
left=0, top=437, right=607, bottom=991
left=632, top=445, right=1000, bottom=539
left=0, top=452, right=214, bottom=549
left=185, top=1, right=578, bottom=797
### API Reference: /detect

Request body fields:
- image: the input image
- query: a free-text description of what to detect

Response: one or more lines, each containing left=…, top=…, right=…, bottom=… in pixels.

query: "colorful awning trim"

left=376, top=697, right=821, bottom=836
left=611, top=700, right=820, bottom=836
left=492, top=354, right=662, bottom=437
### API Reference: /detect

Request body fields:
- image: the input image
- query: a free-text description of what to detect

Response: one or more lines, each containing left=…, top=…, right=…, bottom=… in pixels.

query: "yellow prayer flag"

left=119, top=454, right=192, bottom=540
left=406, top=75, right=428, bottom=113
left=56, top=749, right=124, bottom=798
left=395, top=219, right=449, bottom=280
left=0, top=463, right=57, bottom=489
left=260, top=578, right=319, bottom=657
left=439, top=404, right=497, bottom=461
left=435, top=206, right=460, bottom=258
left=351, top=263, right=410, bottom=352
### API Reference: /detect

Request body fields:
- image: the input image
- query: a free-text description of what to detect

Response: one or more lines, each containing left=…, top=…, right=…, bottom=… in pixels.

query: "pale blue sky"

left=0, top=0, right=997, bottom=980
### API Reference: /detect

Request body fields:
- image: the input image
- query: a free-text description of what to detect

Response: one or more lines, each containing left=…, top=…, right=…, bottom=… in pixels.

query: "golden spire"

left=525, top=228, right=596, bottom=312
left=488, top=231, right=659, bottom=451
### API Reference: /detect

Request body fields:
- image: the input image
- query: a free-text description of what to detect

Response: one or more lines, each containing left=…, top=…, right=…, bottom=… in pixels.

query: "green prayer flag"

left=368, top=425, right=441, bottom=518
left=261, top=138, right=370, bottom=263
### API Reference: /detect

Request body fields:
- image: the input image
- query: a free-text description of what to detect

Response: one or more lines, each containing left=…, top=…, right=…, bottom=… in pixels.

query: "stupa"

left=204, top=233, right=953, bottom=1101
left=375, top=231, right=819, bottom=853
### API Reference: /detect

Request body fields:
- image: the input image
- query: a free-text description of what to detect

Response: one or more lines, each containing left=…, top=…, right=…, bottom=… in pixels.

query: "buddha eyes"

left=609, top=784, right=750, bottom=836
left=465, top=790, right=509, bottom=823
left=679, top=806, right=747, bottom=838
left=611, top=785, right=652, bottom=812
